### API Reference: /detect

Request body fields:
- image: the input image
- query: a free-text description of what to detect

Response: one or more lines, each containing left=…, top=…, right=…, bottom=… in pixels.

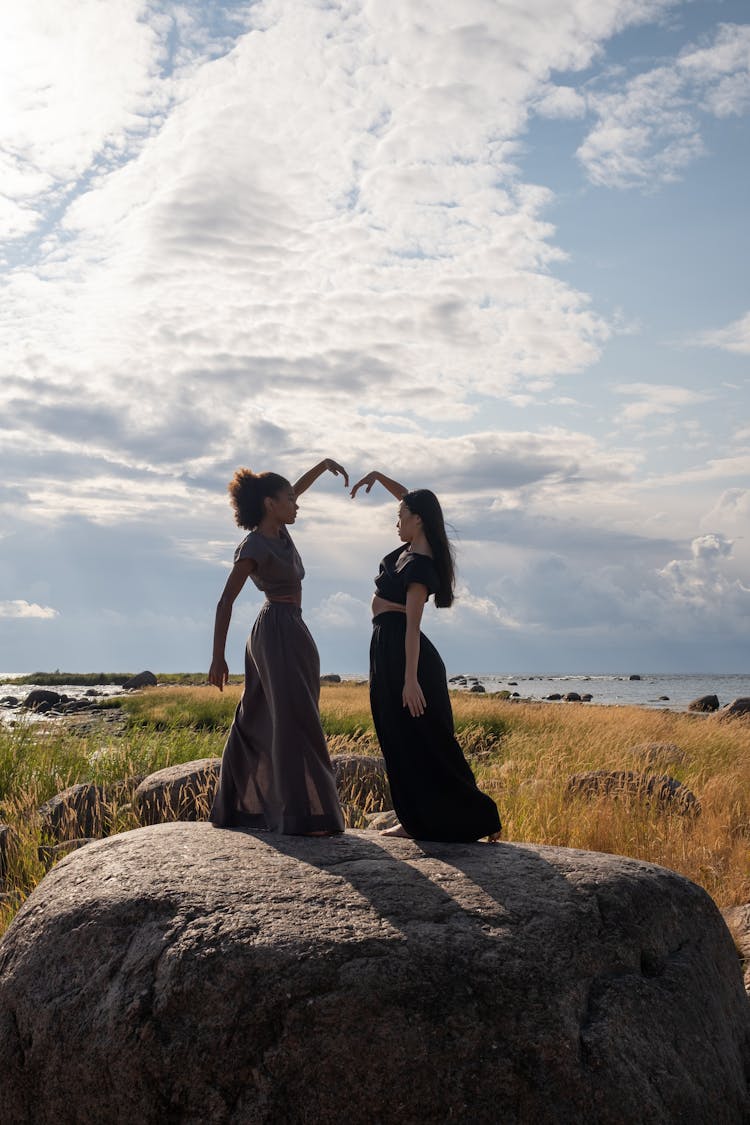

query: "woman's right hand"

left=208, top=657, right=229, bottom=692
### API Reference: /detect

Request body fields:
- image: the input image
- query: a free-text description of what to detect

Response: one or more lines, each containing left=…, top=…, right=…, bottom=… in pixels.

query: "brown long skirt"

left=210, top=602, right=344, bottom=835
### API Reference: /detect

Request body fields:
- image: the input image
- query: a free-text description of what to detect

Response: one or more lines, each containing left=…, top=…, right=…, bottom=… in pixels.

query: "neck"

left=409, top=532, right=431, bottom=556
left=258, top=515, right=284, bottom=538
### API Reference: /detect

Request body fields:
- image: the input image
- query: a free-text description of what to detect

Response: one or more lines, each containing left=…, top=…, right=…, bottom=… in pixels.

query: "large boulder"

left=330, top=753, right=392, bottom=813
left=567, top=771, right=701, bottom=816
left=0, top=824, right=748, bottom=1124
left=720, top=698, right=750, bottom=720
left=38, top=783, right=109, bottom=841
left=134, top=758, right=221, bottom=825
left=122, top=670, right=158, bottom=690
left=688, top=694, right=719, bottom=713
left=22, top=689, right=62, bottom=710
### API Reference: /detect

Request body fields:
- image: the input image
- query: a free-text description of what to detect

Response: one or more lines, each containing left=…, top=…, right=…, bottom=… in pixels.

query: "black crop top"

left=374, top=546, right=439, bottom=605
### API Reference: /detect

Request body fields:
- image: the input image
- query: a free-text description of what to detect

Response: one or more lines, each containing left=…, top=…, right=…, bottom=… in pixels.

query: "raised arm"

left=208, top=559, right=254, bottom=691
left=292, top=458, right=349, bottom=497
left=350, top=470, right=408, bottom=500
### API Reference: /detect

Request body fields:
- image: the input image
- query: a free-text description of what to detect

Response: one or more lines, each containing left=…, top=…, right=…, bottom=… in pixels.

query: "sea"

left=1, top=672, right=748, bottom=714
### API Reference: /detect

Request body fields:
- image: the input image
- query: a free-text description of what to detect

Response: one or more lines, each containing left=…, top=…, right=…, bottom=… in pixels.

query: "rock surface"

left=330, top=753, right=391, bottom=813
left=134, top=758, right=221, bottom=825
left=0, top=824, right=748, bottom=1124
left=38, top=783, right=110, bottom=841
left=721, top=698, right=750, bottom=720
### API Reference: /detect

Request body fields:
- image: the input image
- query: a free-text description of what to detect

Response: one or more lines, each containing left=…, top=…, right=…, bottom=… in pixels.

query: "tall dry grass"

left=1, top=686, right=748, bottom=939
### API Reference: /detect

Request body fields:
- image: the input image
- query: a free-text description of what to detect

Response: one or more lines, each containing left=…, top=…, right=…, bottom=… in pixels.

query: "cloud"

left=576, top=22, right=750, bottom=188
left=693, top=310, right=750, bottom=355
left=613, top=382, right=711, bottom=423
left=0, top=600, right=59, bottom=619
left=309, top=592, right=371, bottom=630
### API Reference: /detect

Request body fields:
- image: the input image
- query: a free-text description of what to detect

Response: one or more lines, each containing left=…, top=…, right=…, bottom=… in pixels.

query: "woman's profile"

left=351, top=470, right=502, bottom=843
left=209, top=459, right=347, bottom=836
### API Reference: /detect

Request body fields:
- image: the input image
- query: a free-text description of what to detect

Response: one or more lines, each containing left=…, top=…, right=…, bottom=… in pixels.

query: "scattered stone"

left=508, top=681, right=518, bottom=686
left=626, top=742, right=687, bottom=769
left=470, top=683, right=486, bottom=693
left=567, top=771, right=700, bottom=816
left=629, top=674, right=641, bottom=681
left=659, top=695, right=670, bottom=701
left=546, top=693, right=562, bottom=701
left=22, top=689, right=62, bottom=710
left=688, top=694, right=719, bottom=713
left=364, top=809, right=399, bottom=830
left=0, top=823, right=747, bottom=1123
left=320, top=673, right=342, bottom=684
left=720, top=698, right=750, bottom=720
left=121, top=671, right=158, bottom=690
left=330, top=754, right=391, bottom=813
left=134, top=758, right=221, bottom=826
left=581, top=694, right=593, bottom=702
left=0, top=696, right=19, bottom=707
left=563, top=692, right=582, bottom=703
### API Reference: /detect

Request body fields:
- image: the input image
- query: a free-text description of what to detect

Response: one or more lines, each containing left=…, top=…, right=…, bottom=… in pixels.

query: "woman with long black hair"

left=208, top=460, right=346, bottom=837
left=350, top=470, right=501, bottom=842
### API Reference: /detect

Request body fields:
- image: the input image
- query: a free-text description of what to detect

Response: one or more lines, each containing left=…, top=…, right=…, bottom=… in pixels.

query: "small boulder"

left=22, top=689, right=61, bottom=710
left=546, top=693, right=562, bottom=701
left=626, top=742, right=686, bottom=769
left=563, top=692, right=581, bottom=702
left=567, top=771, right=700, bottom=816
left=470, top=683, right=486, bottom=693
left=121, top=671, right=157, bottom=690
left=581, top=694, right=593, bottom=702
left=628, top=674, right=641, bottom=681
left=320, top=673, right=342, bottom=684
left=688, top=694, right=719, bottom=713
left=364, top=809, right=399, bottom=831
left=38, top=784, right=112, bottom=841
left=0, top=696, right=19, bottom=708
left=134, top=758, right=221, bottom=825
left=330, top=754, right=392, bottom=813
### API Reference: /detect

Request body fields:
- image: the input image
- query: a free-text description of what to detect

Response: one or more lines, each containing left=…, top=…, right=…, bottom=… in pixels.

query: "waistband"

left=372, top=611, right=407, bottom=626
left=262, top=598, right=302, bottom=612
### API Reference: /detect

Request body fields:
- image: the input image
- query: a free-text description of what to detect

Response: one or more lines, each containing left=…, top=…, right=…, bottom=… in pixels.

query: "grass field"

left=1, top=684, right=748, bottom=938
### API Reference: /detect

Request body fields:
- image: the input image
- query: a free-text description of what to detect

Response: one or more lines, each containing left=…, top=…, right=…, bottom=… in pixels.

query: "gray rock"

left=0, top=824, right=13, bottom=880
left=469, top=682, right=486, bottom=693
left=626, top=742, right=687, bottom=769
left=320, top=673, right=341, bottom=683
left=134, top=758, right=221, bottom=825
left=581, top=693, right=593, bottom=702
left=0, top=696, right=19, bottom=707
left=38, top=838, right=95, bottom=868
left=0, top=824, right=747, bottom=1124
left=688, top=694, right=720, bottom=712
left=546, top=693, right=562, bottom=701
left=720, top=697, right=750, bottom=720
left=22, top=689, right=62, bottom=710
left=567, top=771, right=701, bottom=816
left=330, top=753, right=392, bottom=814
left=38, top=783, right=111, bottom=841
left=563, top=692, right=581, bottom=702
left=629, top=674, right=641, bottom=680
left=364, top=810, right=399, bottom=830
left=122, top=670, right=158, bottom=690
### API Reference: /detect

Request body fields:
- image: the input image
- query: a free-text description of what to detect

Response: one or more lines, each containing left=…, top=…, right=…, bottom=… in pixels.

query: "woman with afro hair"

left=209, top=459, right=347, bottom=836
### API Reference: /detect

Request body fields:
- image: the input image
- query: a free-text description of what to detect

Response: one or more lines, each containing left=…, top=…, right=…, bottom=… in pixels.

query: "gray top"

left=234, top=529, right=304, bottom=599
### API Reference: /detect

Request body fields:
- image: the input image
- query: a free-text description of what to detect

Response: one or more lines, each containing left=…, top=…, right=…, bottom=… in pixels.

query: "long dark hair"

left=228, top=469, right=289, bottom=530
left=403, top=489, right=455, bottom=608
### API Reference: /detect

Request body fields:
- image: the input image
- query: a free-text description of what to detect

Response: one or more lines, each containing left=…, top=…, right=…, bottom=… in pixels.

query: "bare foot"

left=381, top=823, right=412, bottom=838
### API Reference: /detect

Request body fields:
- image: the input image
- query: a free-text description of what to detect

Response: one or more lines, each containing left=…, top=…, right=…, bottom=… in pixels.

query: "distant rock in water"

left=563, top=692, right=581, bottom=702
left=629, top=674, right=641, bottom=680
left=320, top=673, right=341, bottom=683
left=0, top=824, right=747, bottom=1123
left=22, top=689, right=62, bottom=710
left=121, top=671, right=157, bottom=690
left=688, top=694, right=719, bottom=713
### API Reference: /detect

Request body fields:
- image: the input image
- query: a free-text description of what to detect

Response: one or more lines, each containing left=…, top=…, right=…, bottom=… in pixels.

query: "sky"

left=1, top=0, right=749, bottom=676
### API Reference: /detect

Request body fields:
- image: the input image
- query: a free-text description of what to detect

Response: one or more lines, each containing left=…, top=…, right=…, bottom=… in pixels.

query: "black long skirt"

left=210, top=602, right=344, bottom=835
left=369, top=612, right=501, bottom=842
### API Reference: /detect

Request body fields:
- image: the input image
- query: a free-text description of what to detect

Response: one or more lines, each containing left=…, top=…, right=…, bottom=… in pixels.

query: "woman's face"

left=267, top=485, right=298, bottom=524
left=397, top=501, right=420, bottom=543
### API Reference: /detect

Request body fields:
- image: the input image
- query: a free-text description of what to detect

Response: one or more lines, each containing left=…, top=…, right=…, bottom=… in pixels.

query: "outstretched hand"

left=350, top=471, right=379, bottom=498
left=324, top=458, right=349, bottom=488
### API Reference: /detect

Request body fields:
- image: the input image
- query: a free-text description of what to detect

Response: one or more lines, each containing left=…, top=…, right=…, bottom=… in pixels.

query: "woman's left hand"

left=324, top=459, right=349, bottom=487
left=403, top=677, right=426, bottom=718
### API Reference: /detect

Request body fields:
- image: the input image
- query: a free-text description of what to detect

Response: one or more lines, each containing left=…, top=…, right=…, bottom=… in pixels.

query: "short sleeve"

left=398, top=554, right=439, bottom=596
left=234, top=533, right=267, bottom=566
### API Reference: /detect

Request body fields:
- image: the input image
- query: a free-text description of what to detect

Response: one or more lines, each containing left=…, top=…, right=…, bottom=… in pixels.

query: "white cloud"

left=577, top=23, right=750, bottom=188
left=0, top=600, right=59, bottom=619
left=309, top=592, right=371, bottom=630
left=694, top=310, right=750, bottom=355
